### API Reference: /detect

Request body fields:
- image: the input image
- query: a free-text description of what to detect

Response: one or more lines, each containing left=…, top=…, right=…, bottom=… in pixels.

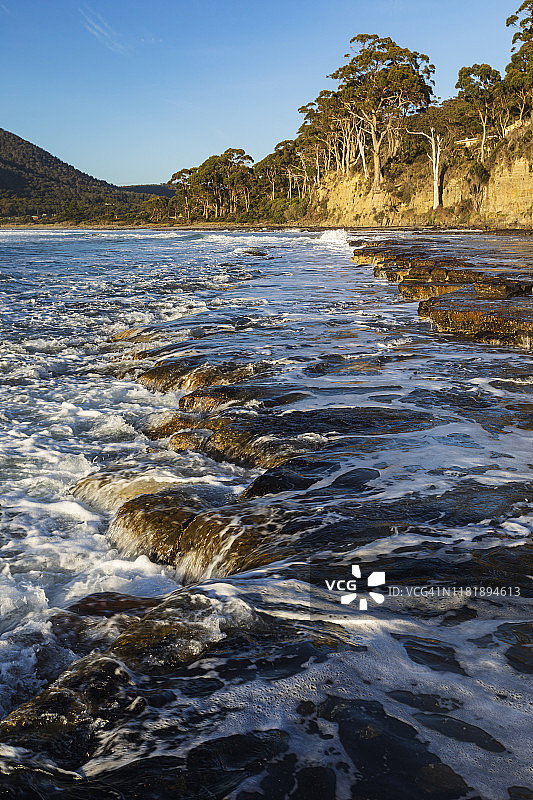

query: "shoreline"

left=2, top=221, right=533, bottom=235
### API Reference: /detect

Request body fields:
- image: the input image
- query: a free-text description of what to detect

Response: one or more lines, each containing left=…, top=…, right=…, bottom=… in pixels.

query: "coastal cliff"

left=315, top=122, right=533, bottom=229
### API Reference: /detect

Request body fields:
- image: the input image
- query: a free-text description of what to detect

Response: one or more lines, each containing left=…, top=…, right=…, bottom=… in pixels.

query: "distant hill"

left=122, top=184, right=175, bottom=198
left=0, top=129, right=144, bottom=221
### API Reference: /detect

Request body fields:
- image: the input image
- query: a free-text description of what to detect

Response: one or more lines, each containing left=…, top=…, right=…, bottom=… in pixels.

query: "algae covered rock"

left=108, top=488, right=206, bottom=562
left=138, top=356, right=270, bottom=393
left=178, top=383, right=309, bottom=412
left=169, top=406, right=434, bottom=467
left=419, top=291, right=533, bottom=349
left=72, top=465, right=195, bottom=513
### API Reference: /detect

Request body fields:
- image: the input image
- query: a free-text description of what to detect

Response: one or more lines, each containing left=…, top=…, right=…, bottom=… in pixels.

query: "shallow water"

left=0, top=227, right=532, bottom=799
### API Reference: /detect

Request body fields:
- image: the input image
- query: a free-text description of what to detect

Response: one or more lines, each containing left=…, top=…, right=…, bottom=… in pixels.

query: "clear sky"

left=1, top=0, right=518, bottom=185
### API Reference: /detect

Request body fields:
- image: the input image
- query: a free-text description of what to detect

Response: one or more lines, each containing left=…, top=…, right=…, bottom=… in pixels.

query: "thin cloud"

left=79, top=6, right=128, bottom=55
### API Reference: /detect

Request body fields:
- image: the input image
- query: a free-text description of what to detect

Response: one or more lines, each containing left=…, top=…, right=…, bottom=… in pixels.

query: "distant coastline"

left=2, top=222, right=533, bottom=234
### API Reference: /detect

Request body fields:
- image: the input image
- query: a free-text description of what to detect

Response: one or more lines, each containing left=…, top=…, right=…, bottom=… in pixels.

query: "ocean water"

left=0, top=227, right=532, bottom=798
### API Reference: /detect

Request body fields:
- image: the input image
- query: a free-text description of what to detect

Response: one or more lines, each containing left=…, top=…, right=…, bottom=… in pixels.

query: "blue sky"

left=1, top=0, right=518, bottom=184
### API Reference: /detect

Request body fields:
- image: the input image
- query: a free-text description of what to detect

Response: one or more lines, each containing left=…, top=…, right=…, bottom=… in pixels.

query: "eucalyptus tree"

left=507, top=1, right=533, bottom=46
left=407, top=107, right=446, bottom=209
left=221, top=148, right=254, bottom=214
left=168, top=168, right=194, bottom=222
left=456, top=64, right=502, bottom=162
left=254, top=152, right=281, bottom=201
left=328, top=34, right=435, bottom=191
left=504, top=42, right=533, bottom=122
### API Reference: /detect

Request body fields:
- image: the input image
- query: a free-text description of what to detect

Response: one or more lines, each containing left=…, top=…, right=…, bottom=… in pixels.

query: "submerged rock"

left=242, top=247, right=269, bottom=256
left=108, top=488, right=206, bottom=562
left=138, top=409, right=200, bottom=439
left=72, top=466, right=194, bottom=513
left=240, top=457, right=379, bottom=499
left=0, top=592, right=260, bottom=771
left=138, top=356, right=271, bottom=393
left=67, top=592, right=162, bottom=618
left=175, top=503, right=294, bottom=581
left=178, top=384, right=310, bottom=413
left=318, top=696, right=470, bottom=799
left=169, top=406, right=434, bottom=467
left=164, top=428, right=214, bottom=452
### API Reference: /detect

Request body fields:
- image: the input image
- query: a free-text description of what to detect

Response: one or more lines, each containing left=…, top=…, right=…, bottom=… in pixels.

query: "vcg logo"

left=325, top=564, right=386, bottom=610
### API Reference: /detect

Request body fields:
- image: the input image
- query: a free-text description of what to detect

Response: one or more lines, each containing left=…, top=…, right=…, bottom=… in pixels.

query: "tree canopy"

left=3, top=5, right=533, bottom=225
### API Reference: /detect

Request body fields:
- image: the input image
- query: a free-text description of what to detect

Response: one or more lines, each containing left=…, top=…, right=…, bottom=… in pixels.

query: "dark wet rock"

left=178, top=384, right=310, bottom=413
left=240, top=458, right=379, bottom=500
left=174, top=472, right=533, bottom=584
left=169, top=406, right=434, bottom=468
left=444, top=542, right=533, bottom=598
left=239, top=457, right=337, bottom=499
left=286, top=766, right=337, bottom=799
left=165, top=428, right=214, bottom=452
left=0, top=592, right=260, bottom=771
left=440, top=605, right=478, bottom=626
left=399, top=385, right=514, bottom=432
left=419, top=291, right=533, bottom=349
left=487, top=622, right=533, bottom=674
left=48, top=610, right=133, bottom=656
left=138, top=356, right=271, bottom=394
left=242, top=247, right=269, bottom=256
left=108, top=591, right=259, bottom=675
left=318, top=696, right=470, bottom=799
left=303, top=353, right=354, bottom=375
left=0, top=655, right=141, bottom=769
left=0, top=602, right=356, bottom=792
left=138, top=409, right=200, bottom=439
left=388, top=690, right=462, bottom=713
left=413, top=712, right=506, bottom=753
left=504, top=644, right=533, bottom=674
left=393, top=635, right=467, bottom=675
left=109, top=488, right=206, bottom=563
left=508, top=788, right=533, bottom=800
left=175, top=504, right=294, bottom=580
left=67, top=592, right=162, bottom=618
left=183, top=730, right=289, bottom=796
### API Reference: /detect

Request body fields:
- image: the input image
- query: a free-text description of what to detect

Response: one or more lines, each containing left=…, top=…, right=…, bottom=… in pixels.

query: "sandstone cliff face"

left=315, top=125, right=533, bottom=228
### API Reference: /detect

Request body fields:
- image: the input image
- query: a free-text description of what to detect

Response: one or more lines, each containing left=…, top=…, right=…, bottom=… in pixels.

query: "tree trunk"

left=372, top=147, right=382, bottom=191
left=480, top=112, right=488, bottom=163
left=431, top=130, right=441, bottom=210
left=370, top=122, right=383, bottom=191
left=357, top=128, right=368, bottom=180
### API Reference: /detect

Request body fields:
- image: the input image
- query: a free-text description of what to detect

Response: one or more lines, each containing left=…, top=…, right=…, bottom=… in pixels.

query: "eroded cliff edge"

left=314, top=121, right=533, bottom=229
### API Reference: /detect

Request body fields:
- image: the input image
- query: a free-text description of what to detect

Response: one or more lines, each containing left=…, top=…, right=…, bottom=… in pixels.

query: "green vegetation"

left=0, top=129, right=147, bottom=223
left=2, top=3, right=533, bottom=226
left=158, top=2, right=533, bottom=224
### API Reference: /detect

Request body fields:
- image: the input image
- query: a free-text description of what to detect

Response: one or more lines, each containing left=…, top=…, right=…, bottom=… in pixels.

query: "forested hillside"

left=0, top=129, right=144, bottom=222
left=2, top=1, right=533, bottom=226
left=153, top=1, right=533, bottom=226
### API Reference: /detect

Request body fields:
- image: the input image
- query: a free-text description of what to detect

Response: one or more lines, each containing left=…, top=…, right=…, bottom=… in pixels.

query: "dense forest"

left=2, top=1, right=533, bottom=225
left=0, top=129, right=148, bottom=223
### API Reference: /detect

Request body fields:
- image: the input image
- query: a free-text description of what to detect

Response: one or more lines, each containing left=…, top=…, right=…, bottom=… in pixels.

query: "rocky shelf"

left=350, top=240, right=533, bottom=349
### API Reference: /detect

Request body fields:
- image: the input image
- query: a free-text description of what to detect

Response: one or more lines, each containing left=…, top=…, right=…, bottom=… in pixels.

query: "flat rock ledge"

left=419, top=291, right=533, bottom=349
left=352, top=243, right=533, bottom=349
